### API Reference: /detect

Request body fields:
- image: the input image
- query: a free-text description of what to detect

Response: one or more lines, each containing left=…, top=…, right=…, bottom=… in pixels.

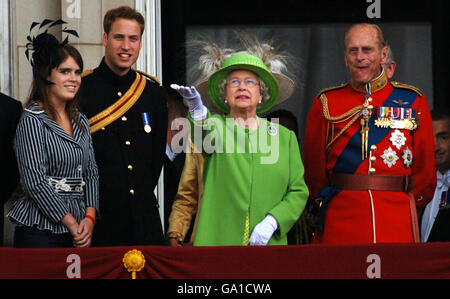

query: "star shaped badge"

left=402, top=146, right=413, bottom=168
left=390, top=129, right=406, bottom=150
left=381, top=147, right=399, bottom=168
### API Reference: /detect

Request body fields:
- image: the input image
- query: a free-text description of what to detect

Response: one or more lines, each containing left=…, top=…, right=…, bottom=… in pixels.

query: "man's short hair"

left=103, top=6, right=145, bottom=36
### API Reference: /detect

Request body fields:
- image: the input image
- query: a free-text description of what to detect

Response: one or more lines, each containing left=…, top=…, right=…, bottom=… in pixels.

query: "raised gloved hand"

left=170, top=84, right=207, bottom=120
left=249, top=214, right=279, bottom=246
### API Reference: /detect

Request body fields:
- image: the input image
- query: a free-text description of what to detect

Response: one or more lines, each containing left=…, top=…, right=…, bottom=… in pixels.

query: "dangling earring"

left=224, top=99, right=228, bottom=103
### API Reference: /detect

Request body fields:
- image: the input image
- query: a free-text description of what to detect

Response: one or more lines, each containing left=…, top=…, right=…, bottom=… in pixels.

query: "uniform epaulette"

left=390, top=81, right=423, bottom=96
left=133, top=69, right=160, bottom=85
left=316, top=83, right=348, bottom=98
left=81, top=69, right=94, bottom=78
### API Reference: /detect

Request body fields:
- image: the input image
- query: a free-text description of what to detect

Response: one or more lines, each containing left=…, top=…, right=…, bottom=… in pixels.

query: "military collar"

left=97, top=57, right=136, bottom=85
left=350, top=68, right=388, bottom=94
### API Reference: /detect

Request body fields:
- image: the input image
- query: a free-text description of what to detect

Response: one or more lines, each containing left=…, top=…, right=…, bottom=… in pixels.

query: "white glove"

left=249, top=214, right=279, bottom=246
left=170, top=84, right=207, bottom=120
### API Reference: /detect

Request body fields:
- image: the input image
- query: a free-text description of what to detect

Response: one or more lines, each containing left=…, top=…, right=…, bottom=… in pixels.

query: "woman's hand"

left=249, top=214, right=279, bottom=246
left=170, top=84, right=207, bottom=120
left=73, top=208, right=96, bottom=248
left=73, top=217, right=94, bottom=248
left=168, top=238, right=182, bottom=247
left=170, top=84, right=201, bottom=101
left=61, top=212, right=80, bottom=242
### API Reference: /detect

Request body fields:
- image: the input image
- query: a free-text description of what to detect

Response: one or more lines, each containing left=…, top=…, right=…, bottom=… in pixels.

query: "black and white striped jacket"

left=8, top=101, right=99, bottom=234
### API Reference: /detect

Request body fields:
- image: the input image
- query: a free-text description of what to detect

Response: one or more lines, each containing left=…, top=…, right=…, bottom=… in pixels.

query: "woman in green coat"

left=171, top=53, right=308, bottom=246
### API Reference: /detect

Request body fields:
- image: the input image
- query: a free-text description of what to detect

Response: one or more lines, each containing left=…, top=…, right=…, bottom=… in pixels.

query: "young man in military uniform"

left=304, top=23, right=436, bottom=244
left=79, top=6, right=167, bottom=246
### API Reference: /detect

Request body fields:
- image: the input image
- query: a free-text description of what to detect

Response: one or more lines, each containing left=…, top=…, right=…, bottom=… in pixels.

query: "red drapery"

left=1, top=243, right=450, bottom=279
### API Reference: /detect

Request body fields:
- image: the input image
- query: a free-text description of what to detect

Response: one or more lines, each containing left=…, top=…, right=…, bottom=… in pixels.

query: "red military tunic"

left=304, top=70, right=436, bottom=244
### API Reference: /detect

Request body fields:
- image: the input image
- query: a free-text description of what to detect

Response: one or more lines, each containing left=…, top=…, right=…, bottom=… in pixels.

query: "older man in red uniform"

left=304, top=23, right=436, bottom=244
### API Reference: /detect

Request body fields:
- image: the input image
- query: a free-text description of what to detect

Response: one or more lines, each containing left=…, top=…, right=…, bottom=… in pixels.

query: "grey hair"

left=218, top=75, right=270, bottom=107
left=385, top=45, right=394, bottom=67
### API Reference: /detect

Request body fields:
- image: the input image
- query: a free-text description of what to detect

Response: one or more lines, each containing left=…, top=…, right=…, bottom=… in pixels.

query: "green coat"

left=189, top=113, right=309, bottom=246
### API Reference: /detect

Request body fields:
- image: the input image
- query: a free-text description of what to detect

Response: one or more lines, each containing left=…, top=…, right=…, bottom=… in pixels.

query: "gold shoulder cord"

left=81, top=69, right=93, bottom=78
left=320, top=94, right=364, bottom=152
left=133, top=69, right=160, bottom=84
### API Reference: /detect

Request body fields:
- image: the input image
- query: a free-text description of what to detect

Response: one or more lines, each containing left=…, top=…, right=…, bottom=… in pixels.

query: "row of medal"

left=359, top=104, right=415, bottom=168
left=374, top=106, right=418, bottom=130
left=371, top=106, right=416, bottom=168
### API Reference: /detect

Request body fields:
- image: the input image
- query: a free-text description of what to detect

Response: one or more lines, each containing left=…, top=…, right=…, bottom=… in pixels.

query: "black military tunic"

left=79, top=58, right=167, bottom=246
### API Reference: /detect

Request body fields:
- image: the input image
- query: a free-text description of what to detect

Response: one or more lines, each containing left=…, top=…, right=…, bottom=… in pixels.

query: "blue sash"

left=332, top=87, right=417, bottom=173
left=315, top=87, right=418, bottom=231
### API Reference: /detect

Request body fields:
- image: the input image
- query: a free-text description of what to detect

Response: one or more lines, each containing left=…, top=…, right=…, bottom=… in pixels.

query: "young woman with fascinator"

left=8, top=20, right=99, bottom=248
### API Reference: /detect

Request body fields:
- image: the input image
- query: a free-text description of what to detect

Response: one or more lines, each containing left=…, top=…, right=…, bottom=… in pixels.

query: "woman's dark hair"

left=26, top=43, right=85, bottom=132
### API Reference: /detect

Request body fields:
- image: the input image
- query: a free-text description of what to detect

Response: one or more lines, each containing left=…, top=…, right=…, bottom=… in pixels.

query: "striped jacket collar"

left=25, top=101, right=83, bottom=145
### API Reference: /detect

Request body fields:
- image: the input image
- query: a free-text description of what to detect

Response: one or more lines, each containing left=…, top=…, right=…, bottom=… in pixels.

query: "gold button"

left=121, top=116, right=127, bottom=121
left=125, top=141, right=131, bottom=146
left=129, top=189, right=135, bottom=195
left=128, top=165, right=133, bottom=171
left=101, top=127, right=105, bottom=131
left=118, top=91, right=122, bottom=97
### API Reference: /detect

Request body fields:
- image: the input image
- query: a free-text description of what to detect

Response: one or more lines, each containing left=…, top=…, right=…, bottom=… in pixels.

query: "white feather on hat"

left=187, top=33, right=296, bottom=112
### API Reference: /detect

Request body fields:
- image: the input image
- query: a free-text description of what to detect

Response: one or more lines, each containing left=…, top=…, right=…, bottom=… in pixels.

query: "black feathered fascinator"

left=25, top=19, right=79, bottom=85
